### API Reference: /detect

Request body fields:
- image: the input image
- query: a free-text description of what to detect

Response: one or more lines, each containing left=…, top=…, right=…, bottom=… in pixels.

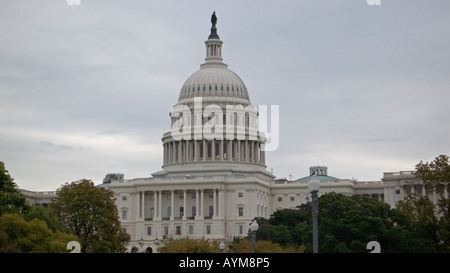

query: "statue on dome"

left=211, top=11, right=217, bottom=27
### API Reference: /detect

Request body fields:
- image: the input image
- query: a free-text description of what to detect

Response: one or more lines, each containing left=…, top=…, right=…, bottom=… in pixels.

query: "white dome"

left=178, top=64, right=250, bottom=103
left=177, top=21, right=251, bottom=105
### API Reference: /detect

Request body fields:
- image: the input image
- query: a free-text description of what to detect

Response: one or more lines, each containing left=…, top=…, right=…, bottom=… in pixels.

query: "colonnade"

left=134, top=188, right=225, bottom=221
left=163, top=139, right=266, bottom=166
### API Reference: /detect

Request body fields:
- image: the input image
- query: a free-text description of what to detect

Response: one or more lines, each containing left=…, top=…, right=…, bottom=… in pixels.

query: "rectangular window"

left=290, top=196, right=295, bottom=202
left=176, top=226, right=181, bottom=235
left=122, top=195, right=127, bottom=201
left=206, top=225, right=211, bottom=235
left=147, top=226, right=152, bottom=236
left=122, top=210, right=127, bottom=220
left=238, top=192, right=243, bottom=198
left=188, top=225, right=194, bottom=235
left=238, top=207, right=244, bottom=217
left=238, top=225, right=243, bottom=235
left=164, top=226, right=169, bottom=235
left=278, top=197, right=282, bottom=202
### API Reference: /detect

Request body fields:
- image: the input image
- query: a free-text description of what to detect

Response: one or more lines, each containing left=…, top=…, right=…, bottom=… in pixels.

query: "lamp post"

left=308, top=174, right=320, bottom=253
left=219, top=241, right=225, bottom=253
left=250, top=220, right=259, bottom=253
left=139, top=236, right=144, bottom=253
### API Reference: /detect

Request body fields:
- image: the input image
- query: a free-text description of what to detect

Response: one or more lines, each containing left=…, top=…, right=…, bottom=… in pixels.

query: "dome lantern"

left=204, top=11, right=224, bottom=65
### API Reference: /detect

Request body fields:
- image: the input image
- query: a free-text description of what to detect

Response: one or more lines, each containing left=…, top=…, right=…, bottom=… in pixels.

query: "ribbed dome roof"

left=178, top=65, right=250, bottom=102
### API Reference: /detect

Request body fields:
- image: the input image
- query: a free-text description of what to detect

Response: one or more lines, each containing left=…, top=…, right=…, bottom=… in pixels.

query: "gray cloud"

left=1, top=0, right=449, bottom=190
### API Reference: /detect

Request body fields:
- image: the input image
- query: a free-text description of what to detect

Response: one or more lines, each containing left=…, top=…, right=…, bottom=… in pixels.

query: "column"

left=183, top=190, right=187, bottom=220
left=237, top=140, right=241, bottom=161
left=154, top=191, right=157, bottom=219
left=141, top=191, right=145, bottom=220
left=255, top=142, right=259, bottom=163
left=212, top=139, right=215, bottom=161
left=194, top=140, right=199, bottom=161
left=158, top=191, right=162, bottom=219
left=218, top=189, right=224, bottom=218
left=178, top=141, right=182, bottom=163
left=185, top=140, right=189, bottom=162
left=172, top=142, right=176, bottom=163
left=195, top=190, right=200, bottom=219
left=213, top=189, right=217, bottom=217
left=203, top=140, right=207, bottom=161
left=167, top=143, right=171, bottom=164
left=250, top=140, right=254, bottom=162
left=200, top=189, right=204, bottom=218
left=219, top=140, right=224, bottom=161
left=135, top=192, right=140, bottom=220
left=171, top=190, right=175, bottom=220
left=228, top=140, right=232, bottom=161
left=188, top=140, right=193, bottom=162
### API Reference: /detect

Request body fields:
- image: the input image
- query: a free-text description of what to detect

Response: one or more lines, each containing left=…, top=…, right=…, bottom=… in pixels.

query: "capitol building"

left=20, top=13, right=436, bottom=253
left=101, top=14, right=432, bottom=253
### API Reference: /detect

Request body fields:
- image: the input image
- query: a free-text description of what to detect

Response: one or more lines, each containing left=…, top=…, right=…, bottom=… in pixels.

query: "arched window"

left=192, top=206, right=196, bottom=217
left=150, top=207, right=155, bottom=218
left=180, top=206, right=184, bottom=217
left=209, top=205, right=214, bottom=217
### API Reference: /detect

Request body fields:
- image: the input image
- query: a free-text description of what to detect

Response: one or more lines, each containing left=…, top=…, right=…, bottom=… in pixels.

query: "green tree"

left=0, top=162, right=29, bottom=216
left=24, top=206, right=63, bottom=232
left=397, top=155, right=450, bottom=252
left=298, top=192, right=422, bottom=253
left=0, top=213, right=78, bottom=253
left=262, top=193, right=423, bottom=253
left=50, top=179, right=129, bottom=253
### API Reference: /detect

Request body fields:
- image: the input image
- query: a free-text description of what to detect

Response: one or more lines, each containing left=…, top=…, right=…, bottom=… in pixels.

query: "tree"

left=24, top=206, right=63, bottom=232
left=0, top=213, right=78, bottom=253
left=157, top=238, right=220, bottom=253
left=397, top=154, right=450, bottom=252
left=0, top=162, right=29, bottom=216
left=50, top=179, right=129, bottom=253
left=298, top=192, right=423, bottom=253
left=261, top=193, right=423, bottom=252
left=229, top=237, right=304, bottom=253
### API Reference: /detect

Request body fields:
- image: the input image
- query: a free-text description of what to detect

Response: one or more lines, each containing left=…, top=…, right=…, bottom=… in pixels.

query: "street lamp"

left=219, top=241, right=225, bottom=253
left=139, top=236, right=144, bottom=252
left=308, top=174, right=320, bottom=253
left=250, top=220, right=259, bottom=253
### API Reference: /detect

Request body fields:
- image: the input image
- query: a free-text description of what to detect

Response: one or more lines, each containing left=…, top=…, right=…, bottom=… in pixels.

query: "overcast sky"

left=1, top=0, right=449, bottom=191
